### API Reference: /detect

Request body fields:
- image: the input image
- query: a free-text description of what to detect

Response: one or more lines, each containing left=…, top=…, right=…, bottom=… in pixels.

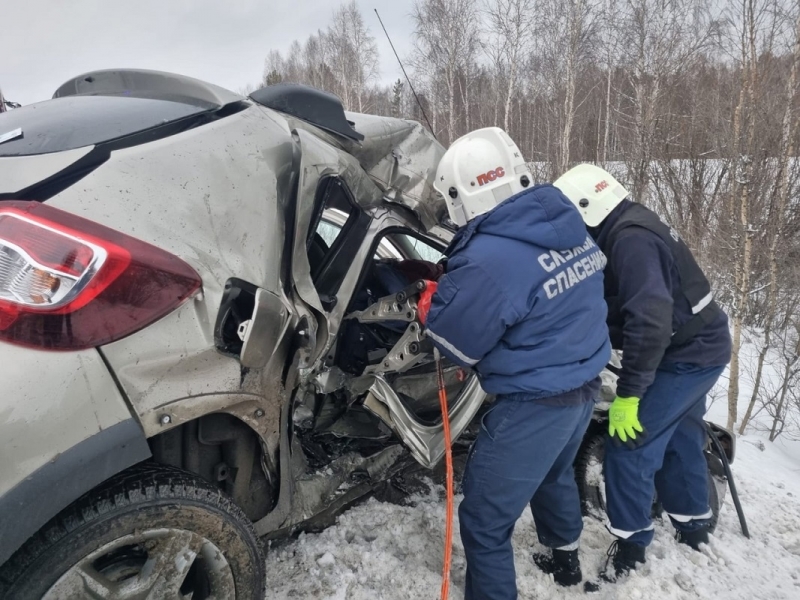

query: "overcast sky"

left=2, top=0, right=416, bottom=105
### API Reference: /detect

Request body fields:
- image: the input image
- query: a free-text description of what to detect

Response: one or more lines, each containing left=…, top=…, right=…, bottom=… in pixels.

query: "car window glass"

left=402, top=234, right=445, bottom=262
left=0, top=95, right=207, bottom=157
left=307, top=181, right=354, bottom=256
left=378, top=233, right=444, bottom=262
left=317, top=211, right=345, bottom=247
left=307, top=178, right=371, bottom=301
left=373, top=237, right=404, bottom=260
left=317, top=222, right=341, bottom=246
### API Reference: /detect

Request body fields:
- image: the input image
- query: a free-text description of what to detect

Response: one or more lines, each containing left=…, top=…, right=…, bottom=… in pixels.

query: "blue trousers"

left=605, top=363, right=726, bottom=546
left=459, top=396, right=594, bottom=600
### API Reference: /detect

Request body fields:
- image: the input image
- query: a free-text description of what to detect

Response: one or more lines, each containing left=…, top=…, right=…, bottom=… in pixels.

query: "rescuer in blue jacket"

left=418, top=128, right=611, bottom=599
left=555, top=164, right=732, bottom=581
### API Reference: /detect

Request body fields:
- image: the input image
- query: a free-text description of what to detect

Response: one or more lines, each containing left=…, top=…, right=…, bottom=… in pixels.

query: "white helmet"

left=434, top=127, right=531, bottom=227
left=553, top=164, right=629, bottom=227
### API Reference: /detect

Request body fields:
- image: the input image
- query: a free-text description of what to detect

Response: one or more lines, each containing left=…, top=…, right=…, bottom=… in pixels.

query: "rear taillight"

left=0, top=201, right=202, bottom=350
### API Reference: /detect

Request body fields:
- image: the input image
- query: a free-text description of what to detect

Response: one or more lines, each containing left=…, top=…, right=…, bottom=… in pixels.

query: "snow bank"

left=265, top=332, right=800, bottom=599
left=264, top=435, right=800, bottom=599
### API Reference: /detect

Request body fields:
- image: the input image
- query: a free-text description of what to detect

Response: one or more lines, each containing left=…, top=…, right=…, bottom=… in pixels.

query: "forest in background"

left=250, top=0, right=800, bottom=442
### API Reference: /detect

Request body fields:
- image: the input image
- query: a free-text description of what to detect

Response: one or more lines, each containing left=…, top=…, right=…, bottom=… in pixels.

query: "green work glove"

left=608, top=396, right=646, bottom=447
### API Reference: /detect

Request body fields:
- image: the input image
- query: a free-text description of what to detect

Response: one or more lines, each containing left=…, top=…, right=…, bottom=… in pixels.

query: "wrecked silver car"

left=0, top=69, right=487, bottom=598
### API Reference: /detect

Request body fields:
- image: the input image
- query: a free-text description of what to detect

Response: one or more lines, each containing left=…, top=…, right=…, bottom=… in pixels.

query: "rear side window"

left=0, top=95, right=209, bottom=157
left=307, top=177, right=370, bottom=301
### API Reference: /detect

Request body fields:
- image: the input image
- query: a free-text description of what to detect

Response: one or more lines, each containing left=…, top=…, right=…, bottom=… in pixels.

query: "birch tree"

left=534, top=0, right=600, bottom=175
left=341, top=1, right=380, bottom=112
left=485, top=0, right=535, bottom=131
left=599, top=0, right=621, bottom=164
left=304, top=33, right=333, bottom=90
left=559, top=0, right=597, bottom=174
left=617, top=0, right=716, bottom=203
left=724, top=0, right=787, bottom=431
left=412, top=0, right=481, bottom=143
left=739, top=9, right=800, bottom=434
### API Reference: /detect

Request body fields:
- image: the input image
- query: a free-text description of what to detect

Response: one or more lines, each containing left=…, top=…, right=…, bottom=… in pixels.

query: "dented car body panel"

left=343, top=112, right=447, bottom=231
left=0, top=70, right=481, bottom=564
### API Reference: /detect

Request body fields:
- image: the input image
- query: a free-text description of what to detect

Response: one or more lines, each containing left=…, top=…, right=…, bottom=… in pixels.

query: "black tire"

left=574, top=429, right=607, bottom=518
left=574, top=431, right=722, bottom=532
left=705, top=451, right=723, bottom=532
left=0, top=463, right=266, bottom=600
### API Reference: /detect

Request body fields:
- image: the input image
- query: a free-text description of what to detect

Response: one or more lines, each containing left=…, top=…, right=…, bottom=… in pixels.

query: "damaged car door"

left=254, top=127, right=488, bottom=472
left=301, top=202, right=487, bottom=470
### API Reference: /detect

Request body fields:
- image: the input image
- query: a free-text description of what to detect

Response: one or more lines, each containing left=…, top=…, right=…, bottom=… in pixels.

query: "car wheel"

left=574, top=431, right=722, bottom=532
left=0, top=463, right=266, bottom=600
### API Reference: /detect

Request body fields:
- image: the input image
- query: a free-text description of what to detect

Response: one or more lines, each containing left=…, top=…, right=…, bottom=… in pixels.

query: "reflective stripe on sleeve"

left=426, top=330, right=480, bottom=366
left=692, top=292, right=713, bottom=314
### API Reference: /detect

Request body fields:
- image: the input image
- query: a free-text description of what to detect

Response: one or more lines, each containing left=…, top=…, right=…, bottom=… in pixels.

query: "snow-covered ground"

left=264, top=364, right=800, bottom=599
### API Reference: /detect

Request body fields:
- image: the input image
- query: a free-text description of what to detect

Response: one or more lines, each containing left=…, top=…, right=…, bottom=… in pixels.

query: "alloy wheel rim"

left=43, top=528, right=236, bottom=600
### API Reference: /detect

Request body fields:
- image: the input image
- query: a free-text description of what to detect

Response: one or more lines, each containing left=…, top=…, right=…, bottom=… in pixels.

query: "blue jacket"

left=426, top=184, right=612, bottom=398
left=592, top=200, right=732, bottom=398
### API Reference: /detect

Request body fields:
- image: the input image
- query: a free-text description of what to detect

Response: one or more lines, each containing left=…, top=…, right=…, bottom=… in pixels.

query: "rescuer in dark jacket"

left=420, top=128, right=611, bottom=599
left=555, top=164, right=732, bottom=580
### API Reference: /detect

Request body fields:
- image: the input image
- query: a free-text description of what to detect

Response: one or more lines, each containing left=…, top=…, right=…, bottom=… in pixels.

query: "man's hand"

left=417, top=280, right=438, bottom=324
left=608, top=396, right=646, bottom=447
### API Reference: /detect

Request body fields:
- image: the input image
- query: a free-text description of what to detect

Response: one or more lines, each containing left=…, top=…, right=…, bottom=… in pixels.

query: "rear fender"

left=0, top=420, right=150, bottom=566
left=0, top=345, right=148, bottom=566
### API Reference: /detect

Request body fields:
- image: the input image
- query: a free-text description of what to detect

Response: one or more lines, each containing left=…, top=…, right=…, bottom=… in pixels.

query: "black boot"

left=676, top=526, right=709, bottom=550
left=600, top=539, right=646, bottom=582
left=532, top=548, right=582, bottom=587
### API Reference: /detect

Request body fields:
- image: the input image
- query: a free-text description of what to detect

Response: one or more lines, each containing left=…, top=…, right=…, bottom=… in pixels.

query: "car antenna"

left=374, top=8, right=437, bottom=141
